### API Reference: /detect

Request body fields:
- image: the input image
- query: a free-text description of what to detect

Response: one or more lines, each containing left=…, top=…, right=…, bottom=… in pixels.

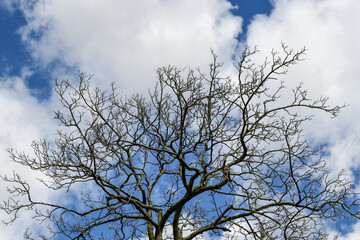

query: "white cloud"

left=242, top=0, right=360, bottom=237
left=2, top=0, right=360, bottom=238
left=0, top=75, right=58, bottom=239
left=0, top=0, right=243, bottom=238
left=16, top=0, right=242, bottom=94
left=326, top=220, right=360, bottom=240
left=0, top=0, right=17, bottom=12
left=244, top=0, right=360, bottom=169
left=337, top=222, right=360, bottom=240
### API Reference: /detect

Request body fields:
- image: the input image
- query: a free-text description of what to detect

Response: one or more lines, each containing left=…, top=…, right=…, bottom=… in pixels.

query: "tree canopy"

left=2, top=45, right=359, bottom=240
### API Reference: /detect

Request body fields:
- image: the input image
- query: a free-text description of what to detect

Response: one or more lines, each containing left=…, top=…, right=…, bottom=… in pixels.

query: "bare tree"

left=2, top=45, right=359, bottom=240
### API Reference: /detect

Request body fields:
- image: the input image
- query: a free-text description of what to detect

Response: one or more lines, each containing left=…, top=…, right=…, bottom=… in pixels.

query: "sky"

left=0, top=0, right=359, bottom=239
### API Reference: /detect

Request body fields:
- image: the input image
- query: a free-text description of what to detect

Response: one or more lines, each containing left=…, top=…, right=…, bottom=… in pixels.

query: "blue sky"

left=0, top=5, right=52, bottom=98
left=1, top=0, right=360, bottom=239
left=228, top=0, right=272, bottom=37
left=0, top=0, right=273, bottom=100
left=0, top=7, right=28, bottom=88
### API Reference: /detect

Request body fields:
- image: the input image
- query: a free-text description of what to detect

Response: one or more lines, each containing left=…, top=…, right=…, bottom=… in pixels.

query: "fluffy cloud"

left=245, top=0, right=360, bottom=170
left=0, top=0, right=243, bottom=238
left=16, top=0, right=242, bottom=93
left=0, top=74, right=57, bottom=239
left=244, top=0, right=360, bottom=237
left=1, top=0, right=360, bottom=238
